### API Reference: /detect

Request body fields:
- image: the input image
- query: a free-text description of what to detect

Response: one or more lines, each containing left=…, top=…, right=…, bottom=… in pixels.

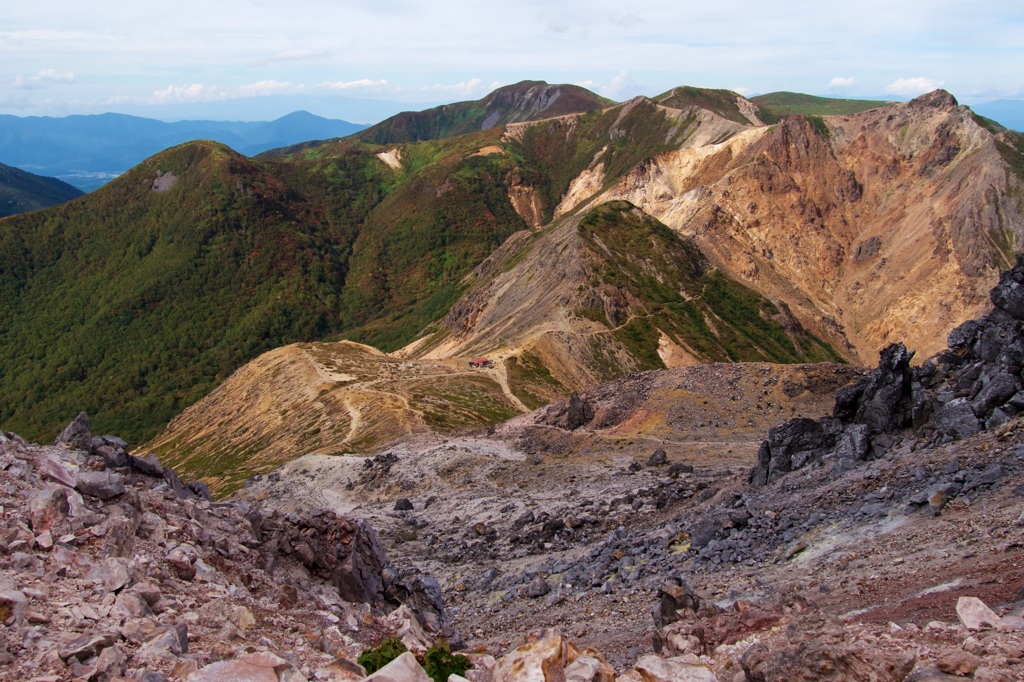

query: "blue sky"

left=3, top=0, right=1022, bottom=121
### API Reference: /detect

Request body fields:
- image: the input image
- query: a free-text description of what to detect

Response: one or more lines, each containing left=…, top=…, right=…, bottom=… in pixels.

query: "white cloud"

left=12, top=68, right=75, bottom=90
left=545, top=20, right=570, bottom=34
left=733, top=86, right=753, bottom=96
left=415, top=78, right=485, bottom=97
left=886, top=77, right=945, bottom=97
left=151, top=84, right=227, bottom=104
left=317, top=79, right=388, bottom=91
left=235, top=80, right=300, bottom=97
left=595, top=71, right=640, bottom=100
left=829, top=76, right=855, bottom=88
left=610, top=13, right=644, bottom=28
left=150, top=80, right=309, bottom=103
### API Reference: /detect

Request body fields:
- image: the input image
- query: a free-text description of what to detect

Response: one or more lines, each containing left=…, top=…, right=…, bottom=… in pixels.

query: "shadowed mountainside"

left=0, top=161, right=83, bottom=217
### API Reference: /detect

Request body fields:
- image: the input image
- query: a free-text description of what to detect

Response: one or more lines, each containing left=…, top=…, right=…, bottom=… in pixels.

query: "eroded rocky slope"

left=594, top=91, right=1024, bottom=362
left=234, top=263, right=1024, bottom=680
left=0, top=415, right=452, bottom=681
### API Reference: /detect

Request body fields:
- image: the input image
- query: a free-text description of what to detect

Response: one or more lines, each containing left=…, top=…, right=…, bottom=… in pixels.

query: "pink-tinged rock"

left=632, top=654, right=718, bottom=682
left=112, top=590, right=153, bottom=620
left=86, top=557, right=132, bottom=593
left=189, top=651, right=306, bottom=682
left=28, top=485, right=70, bottom=532
left=0, top=589, right=28, bottom=626
left=315, top=657, right=366, bottom=682
left=37, top=453, right=77, bottom=487
left=34, top=530, right=53, bottom=549
left=143, top=623, right=188, bottom=656
left=119, top=617, right=166, bottom=644
left=57, top=631, right=120, bottom=662
left=491, top=628, right=569, bottom=682
left=996, top=615, right=1024, bottom=632
left=362, top=651, right=432, bottom=682
left=387, top=604, right=431, bottom=653
left=956, top=596, right=1000, bottom=630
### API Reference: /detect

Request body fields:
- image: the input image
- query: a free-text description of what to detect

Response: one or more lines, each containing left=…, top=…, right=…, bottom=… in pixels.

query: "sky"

left=3, top=0, right=1023, bottom=122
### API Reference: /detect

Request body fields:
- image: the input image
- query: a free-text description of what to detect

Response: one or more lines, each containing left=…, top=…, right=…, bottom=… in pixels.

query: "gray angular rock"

left=87, top=557, right=132, bottom=593
left=566, top=391, right=594, bottom=431
left=971, top=370, right=1020, bottom=416
left=129, top=453, right=164, bottom=477
left=54, top=411, right=93, bottom=452
left=527, top=575, right=551, bottom=598
left=934, top=398, right=982, bottom=440
left=647, top=449, right=668, bottom=466
left=990, top=257, right=1024, bottom=320
left=75, top=470, right=126, bottom=500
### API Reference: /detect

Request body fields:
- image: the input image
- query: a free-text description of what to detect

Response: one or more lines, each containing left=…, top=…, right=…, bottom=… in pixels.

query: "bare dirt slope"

left=145, top=341, right=523, bottom=496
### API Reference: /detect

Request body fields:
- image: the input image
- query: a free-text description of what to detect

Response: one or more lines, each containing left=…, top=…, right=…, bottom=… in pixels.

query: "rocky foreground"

left=5, top=275, right=1024, bottom=681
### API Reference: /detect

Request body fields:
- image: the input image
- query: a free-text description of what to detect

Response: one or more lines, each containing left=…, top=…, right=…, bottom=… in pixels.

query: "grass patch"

left=505, top=352, right=567, bottom=410
left=752, top=92, right=892, bottom=120
left=408, top=375, right=520, bottom=431
left=807, top=115, right=832, bottom=141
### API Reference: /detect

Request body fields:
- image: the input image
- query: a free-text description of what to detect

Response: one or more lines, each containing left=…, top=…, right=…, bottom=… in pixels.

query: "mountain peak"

left=354, top=81, right=610, bottom=145
left=908, top=89, right=959, bottom=109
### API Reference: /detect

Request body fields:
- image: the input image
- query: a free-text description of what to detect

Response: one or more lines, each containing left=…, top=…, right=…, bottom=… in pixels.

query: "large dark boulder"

left=990, top=254, right=1024, bottom=320
left=836, top=343, right=914, bottom=433
left=749, top=418, right=843, bottom=487
left=54, top=412, right=93, bottom=452
left=566, top=391, right=594, bottom=430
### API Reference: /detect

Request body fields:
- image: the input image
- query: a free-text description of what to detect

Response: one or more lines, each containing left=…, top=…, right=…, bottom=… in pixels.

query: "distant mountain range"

left=0, top=111, right=367, bottom=191
left=971, top=99, right=1024, bottom=132
left=0, top=161, right=83, bottom=218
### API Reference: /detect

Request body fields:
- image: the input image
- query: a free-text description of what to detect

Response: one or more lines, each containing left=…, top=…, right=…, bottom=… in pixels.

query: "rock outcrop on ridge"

left=751, top=255, right=1024, bottom=487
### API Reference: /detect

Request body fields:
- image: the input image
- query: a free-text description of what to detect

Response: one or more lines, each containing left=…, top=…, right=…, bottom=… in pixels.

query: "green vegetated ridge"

left=993, top=129, right=1024, bottom=182
left=577, top=201, right=844, bottom=371
left=752, top=92, right=894, bottom=122
left=355, top=80, right=612, bottom=145
left=0, top=161, right=83, bottom=218
left=0, top=132, right=528, bottom=445
left=654, top=86, right=753, bottom=125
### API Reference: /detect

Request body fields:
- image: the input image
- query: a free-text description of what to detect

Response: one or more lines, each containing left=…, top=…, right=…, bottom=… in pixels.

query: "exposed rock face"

left=752, top=257, right=1024, bottom=486
left=601, top=91, right=1024, bottom=362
